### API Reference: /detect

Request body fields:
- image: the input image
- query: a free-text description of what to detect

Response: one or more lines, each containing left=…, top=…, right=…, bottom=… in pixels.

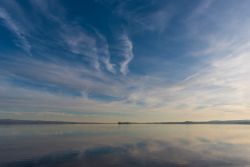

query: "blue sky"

left=1, top=0, right=250, bottom=122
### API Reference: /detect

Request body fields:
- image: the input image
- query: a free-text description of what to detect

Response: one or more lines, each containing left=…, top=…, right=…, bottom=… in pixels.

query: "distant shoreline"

left=117, top=121, right=250, bottom=125
left=1, top=119, right=250, bottom=125
left=0, top=119, right=114, bottom=125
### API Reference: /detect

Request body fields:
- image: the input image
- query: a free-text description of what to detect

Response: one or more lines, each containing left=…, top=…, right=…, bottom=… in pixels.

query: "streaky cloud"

left=0, top=7, right=31, bottom=55
left=117, top=33, right=134, bottom=75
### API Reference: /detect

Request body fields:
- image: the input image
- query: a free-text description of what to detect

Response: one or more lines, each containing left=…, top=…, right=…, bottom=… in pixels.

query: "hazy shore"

left=2, top=119, right=250, bottom=125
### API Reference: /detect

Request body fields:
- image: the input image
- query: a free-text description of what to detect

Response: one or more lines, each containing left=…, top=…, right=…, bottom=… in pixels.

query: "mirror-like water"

left=1, top=124, right=250, bottom=167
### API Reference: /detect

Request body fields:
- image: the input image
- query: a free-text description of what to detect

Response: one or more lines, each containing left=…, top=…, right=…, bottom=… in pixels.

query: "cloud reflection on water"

left=2, top=139, right=248, bottom=167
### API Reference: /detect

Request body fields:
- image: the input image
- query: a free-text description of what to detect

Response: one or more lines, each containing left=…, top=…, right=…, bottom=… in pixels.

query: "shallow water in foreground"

left=1, top=124, right=250, bottom=167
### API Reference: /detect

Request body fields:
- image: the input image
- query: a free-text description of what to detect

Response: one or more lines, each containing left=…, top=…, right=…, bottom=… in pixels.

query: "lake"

left=1, top=124, right=250, bottom=167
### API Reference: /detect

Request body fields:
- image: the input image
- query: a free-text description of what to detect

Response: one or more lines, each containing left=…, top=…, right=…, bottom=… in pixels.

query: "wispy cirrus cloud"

left=128, top=45, right=250, bottom=118
left=0, top=55, right=125, bottom=98
left=95, top=30, right=116, bottom=74
left=116, top=33, right=134, bottom=75
left=0, top=0, right=119, bottom=74
left=60, top=24, right=101, bottom=70
left=114, top=0, right=173, bottom=33
left=0, top=0, right=136, bottom=76
left=31, top=0, right=113, bottom=72
left=0, top=7, right=31, bottom=55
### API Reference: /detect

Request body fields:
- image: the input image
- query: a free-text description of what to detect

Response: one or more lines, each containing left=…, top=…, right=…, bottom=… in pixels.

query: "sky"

left=1, top=0, right=250, bottom=122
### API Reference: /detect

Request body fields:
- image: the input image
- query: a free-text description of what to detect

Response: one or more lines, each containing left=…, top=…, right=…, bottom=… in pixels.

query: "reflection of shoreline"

left=2, top=119, right=250, bottom=125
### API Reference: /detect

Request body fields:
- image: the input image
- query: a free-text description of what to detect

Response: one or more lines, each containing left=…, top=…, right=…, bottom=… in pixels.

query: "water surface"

left=1, top=124, right=250, bottom=167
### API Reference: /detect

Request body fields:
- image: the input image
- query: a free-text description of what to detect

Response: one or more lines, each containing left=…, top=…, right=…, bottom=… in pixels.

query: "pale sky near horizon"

left=1, top=0, right=250, bottom=122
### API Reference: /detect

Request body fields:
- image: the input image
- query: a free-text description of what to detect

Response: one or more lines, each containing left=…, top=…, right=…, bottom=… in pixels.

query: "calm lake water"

left=1, top=124, right=250, bottom=167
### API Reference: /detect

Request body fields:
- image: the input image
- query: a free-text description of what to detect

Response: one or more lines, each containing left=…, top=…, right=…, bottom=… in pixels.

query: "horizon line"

left=1, top=119, right=250, bottom=125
